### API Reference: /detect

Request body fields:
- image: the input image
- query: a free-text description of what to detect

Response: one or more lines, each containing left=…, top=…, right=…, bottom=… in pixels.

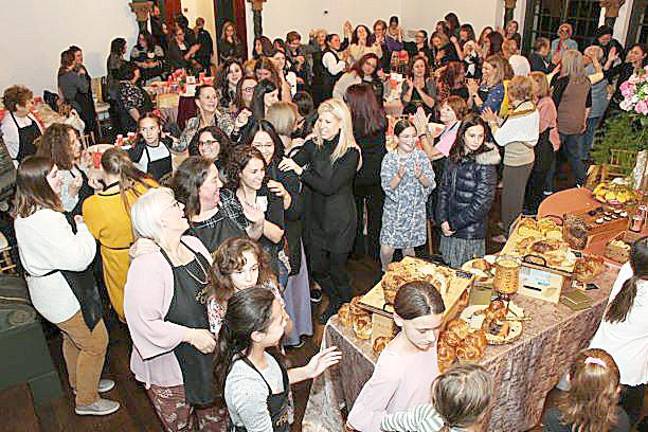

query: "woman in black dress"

left=218, top=21, right=245, bottom=64
left=279, top=98, right=360, bottom=323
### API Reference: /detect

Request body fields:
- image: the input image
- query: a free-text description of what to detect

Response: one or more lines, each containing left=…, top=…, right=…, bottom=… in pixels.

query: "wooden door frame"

left=626, top=0, right=648, bottom=46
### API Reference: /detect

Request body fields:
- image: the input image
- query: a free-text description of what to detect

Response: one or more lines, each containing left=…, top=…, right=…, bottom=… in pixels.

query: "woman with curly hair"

left=36, top=123, right=92, bottom=215
left=1, top=85, right=42, bottom=166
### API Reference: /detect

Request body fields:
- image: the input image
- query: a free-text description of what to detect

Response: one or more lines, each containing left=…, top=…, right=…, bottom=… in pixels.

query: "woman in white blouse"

left=589, top=237, right=648, bottom=427
left=14, top=157, right=119, bottom=416
left=0, top=85, right=42, bottom=167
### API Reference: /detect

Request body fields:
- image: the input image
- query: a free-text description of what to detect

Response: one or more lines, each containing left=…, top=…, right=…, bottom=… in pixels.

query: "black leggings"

left=353, top=183, right=384, bottom=260
left=308, top=245, right=352, bottom=307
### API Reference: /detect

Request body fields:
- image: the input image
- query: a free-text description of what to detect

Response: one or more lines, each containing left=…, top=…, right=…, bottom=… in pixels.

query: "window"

left=628, top=0, right=648, bottom=44
left=523, top=0, right=601, bottom=53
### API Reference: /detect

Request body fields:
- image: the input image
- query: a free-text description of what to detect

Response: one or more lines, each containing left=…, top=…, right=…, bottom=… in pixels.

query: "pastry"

left=349, top=296, right=364, bottom=316
left=437, top=338, right=456, bottom=372
left=337, top=303, right=353, bottom=327
left=352, top=313, right=372, bottom=340
left=456, top=333, right=486, bottom=362
left=563, top=215, right=589, bottom=250
left=574, top=255, right=606, bottom=283
left=444, top=319, right=470, bottom=346
left=517, top=218, right=542, bottom=238
left=381, top=260, right=448, bottom=303
left=372, top=336, right=391, bottom=355
left=515, top=236, right=536, bottom=255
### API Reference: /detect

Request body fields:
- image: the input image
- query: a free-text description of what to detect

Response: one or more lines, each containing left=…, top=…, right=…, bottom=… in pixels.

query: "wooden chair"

left=0, top=233, right=16, bottom=275
left=79, top=131, right=95, bottom=149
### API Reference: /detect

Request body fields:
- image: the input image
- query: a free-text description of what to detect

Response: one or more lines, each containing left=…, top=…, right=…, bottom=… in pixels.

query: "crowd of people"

left=2, top=6, right=648, bottom=432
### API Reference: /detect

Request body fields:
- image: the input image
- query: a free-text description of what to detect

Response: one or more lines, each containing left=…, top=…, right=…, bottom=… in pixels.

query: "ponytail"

left=100, top=147, right=153, bottom=211
left=213, top=288, right=276, bottom=394
left=605, top=276, right=639, bottom=323
left=605, top=237, right=648, bottom=323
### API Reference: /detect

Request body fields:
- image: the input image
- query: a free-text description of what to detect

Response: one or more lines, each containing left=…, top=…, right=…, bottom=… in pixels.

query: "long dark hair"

left=225, top=145, right=267, bottom=191
left=605, top=237, right=648, bottom=323
left=14, top=157, right=63, bottom=217
left=351, top=25, right=372, bottom=45
left=136, top=31, right=156, bottom=51
left=214, top=287, right=279, bottom=392
left=487, top=32, right=504, bottom=57
left=36, top=123, right=76, bottom=170
left=448, top=114, right=489, bottom=163
left=240, top=120, right=285, bottom=163
left=250, top=78, right=278, bottom=121
left=216, top=59, right=243, bottom=101
left=253, top=36, right=274, bottom=59
left=394, top=281, right=446, bottom=320
left=444, top=13, right=460, bottom=34
left=170, top=156, right=214, bottom=219
left=346, top=83, right=386, bottom=138
left=110, top=37, right=127, bottom=55
left=101, top=147, right=153, bottom=210
left=459, top=24, right=476, bottom=42
left=58, top=49, right=75, bottom=76
left=350, top=53, right=380, bottom=80
left=234, top=76, right=257, bottom=111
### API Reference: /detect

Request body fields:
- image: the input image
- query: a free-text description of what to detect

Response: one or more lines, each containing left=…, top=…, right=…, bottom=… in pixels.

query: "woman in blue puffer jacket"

left=436, top=114, right=500, bottom=268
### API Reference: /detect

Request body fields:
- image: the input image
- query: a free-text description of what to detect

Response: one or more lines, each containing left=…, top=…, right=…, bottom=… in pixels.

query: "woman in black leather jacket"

left=436, top=115, right=499, bottom=268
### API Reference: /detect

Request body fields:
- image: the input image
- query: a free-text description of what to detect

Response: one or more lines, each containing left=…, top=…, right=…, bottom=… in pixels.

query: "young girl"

left=436, top=115, right=499, bottom=268
left=36, top=123, right=92, bottom=216
left=380, top=119, right=435, bottom=270
left=347, top=281, right=446, bottom=432
left=82, top=147, right=157, bottom=321
left=381, top=363, right=493, bottom=432
left=588, top=237, right=648, bottom=427
left=207, top=237, right=286, bottom=336
left=215, top=287, right=341, bottom=431
left=127, top=113, right=174, bottom=181
left=543, top=348, right=631, bottom=432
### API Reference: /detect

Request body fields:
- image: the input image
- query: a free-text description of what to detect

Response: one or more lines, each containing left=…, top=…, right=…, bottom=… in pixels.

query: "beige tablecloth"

left=302, top=266, right=619, bottom=432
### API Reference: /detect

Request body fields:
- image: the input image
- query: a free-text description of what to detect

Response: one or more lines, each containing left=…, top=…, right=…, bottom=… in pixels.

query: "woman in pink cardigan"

left=124, top=187, right=227, bottom=431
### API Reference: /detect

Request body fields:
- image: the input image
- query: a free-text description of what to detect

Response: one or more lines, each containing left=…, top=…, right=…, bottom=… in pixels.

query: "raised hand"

left=303, top=346, right=342, bottom=379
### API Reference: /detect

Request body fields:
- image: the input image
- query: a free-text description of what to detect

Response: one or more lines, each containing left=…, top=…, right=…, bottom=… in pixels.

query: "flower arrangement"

left=619, top=66, right=648, bottom=115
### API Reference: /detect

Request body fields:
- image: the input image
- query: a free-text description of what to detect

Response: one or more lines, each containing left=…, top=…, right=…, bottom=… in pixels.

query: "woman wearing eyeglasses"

left=551, top=23, right=578, bottom=60
left=189, top=126, right=233, bottom=174
left=167, top=25, right=201, bottom=73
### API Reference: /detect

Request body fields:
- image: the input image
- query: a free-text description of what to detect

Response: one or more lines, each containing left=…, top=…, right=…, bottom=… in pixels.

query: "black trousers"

left=353, top=183, right=384, bottom=261
left=621, top=383, right=646, bottom=426
left=309, top=245, right=352, bottom=307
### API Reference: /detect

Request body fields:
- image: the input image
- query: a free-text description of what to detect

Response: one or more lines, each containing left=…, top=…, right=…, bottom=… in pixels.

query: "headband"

left=584, top=357, right=607, bottom=368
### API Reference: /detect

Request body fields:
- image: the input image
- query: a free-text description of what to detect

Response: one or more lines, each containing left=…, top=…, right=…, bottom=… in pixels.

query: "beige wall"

left=182, top=0, right=218, bottom=63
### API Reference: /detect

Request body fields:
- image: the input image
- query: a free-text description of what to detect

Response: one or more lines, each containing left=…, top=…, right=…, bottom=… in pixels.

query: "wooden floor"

left=0, top=162, right=612, bottom=432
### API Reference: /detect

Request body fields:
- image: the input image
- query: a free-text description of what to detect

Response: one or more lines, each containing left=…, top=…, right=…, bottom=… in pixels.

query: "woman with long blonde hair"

left=544, top=348, right=630, bottom=431
left=551, top=49, right=591, bottom=188
left=279, top=98, right=360, bottom=323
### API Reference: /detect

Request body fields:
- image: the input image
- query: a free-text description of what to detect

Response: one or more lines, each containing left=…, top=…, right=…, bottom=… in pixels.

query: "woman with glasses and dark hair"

left=405, top=30, right=432, bottom=65
left=189, top=126, right=233, bottom=173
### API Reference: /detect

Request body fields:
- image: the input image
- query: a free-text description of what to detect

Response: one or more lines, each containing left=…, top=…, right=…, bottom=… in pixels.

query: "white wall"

left=401, top=0, right=504, bottom=40
left=0, top=0, right=139, bottom=97
left=245, top=0, right=402, bottom=50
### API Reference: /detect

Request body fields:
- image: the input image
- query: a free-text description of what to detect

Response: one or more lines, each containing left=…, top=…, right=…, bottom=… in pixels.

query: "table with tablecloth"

left=302, top=267, right=619, bottom=432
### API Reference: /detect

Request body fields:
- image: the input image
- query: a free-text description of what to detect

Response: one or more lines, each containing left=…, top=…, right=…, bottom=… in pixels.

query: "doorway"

left=214, top=0, right=248, bottom=61
left=627, top=0, right=648, bottom=45
left=522, top=0, right=601, bottom=53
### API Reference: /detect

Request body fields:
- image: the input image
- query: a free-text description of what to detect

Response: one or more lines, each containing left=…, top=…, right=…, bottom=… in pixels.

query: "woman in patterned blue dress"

left=380, top=119, right=435, bottom=270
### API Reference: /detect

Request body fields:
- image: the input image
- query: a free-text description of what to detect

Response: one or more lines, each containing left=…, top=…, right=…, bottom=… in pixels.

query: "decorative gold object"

left=129, top=1, right=153, bottom=23
left=600, top=0, right=626, bottom=17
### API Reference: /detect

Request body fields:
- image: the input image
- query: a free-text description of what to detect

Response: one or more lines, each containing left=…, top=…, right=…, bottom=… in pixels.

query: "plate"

left=460, top=304, right=524, bottom=345
left=461, top=258, right=494, bottom=283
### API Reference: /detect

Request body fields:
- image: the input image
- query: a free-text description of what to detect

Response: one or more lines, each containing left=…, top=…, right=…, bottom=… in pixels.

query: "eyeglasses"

left=199, top=139, right=219, bottom=147
left=243, top=87, right=255, bottom=93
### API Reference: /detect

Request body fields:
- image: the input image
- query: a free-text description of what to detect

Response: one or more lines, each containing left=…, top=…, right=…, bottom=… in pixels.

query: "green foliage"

left=592, top=111, right=648, bottom=168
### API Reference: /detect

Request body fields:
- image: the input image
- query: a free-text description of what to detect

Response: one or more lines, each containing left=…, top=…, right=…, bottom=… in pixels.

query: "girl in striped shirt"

left=381, top=363, right=493, bottom=432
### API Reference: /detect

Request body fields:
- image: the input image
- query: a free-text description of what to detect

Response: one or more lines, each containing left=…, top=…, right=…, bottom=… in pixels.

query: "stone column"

left=130, top=1, right=153, bottom=32
left=249, top=0, right=267, bottom=38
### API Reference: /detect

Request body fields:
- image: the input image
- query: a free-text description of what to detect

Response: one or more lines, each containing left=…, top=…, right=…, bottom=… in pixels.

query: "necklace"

left=183, top=252, right=208, bottom=286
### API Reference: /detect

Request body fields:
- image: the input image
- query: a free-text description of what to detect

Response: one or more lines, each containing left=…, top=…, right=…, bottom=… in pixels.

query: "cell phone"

left=585, top=283, right=600, bottom=291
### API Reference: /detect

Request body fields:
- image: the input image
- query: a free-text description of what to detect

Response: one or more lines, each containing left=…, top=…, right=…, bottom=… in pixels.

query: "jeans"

left=582, top=116, right=602, bottom=158
left=560, top=132, right=586, bottom=187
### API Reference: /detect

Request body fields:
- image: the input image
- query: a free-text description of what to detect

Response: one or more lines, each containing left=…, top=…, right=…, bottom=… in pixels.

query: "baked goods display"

left=573, top=255, right=606, bottom=283
left=461, top=258, right=495, bottom=283
left=515, top=217, right=562, bottom=240
left=437, top=337, right=456, bottom=372
left=337, top=303, right=353, bottom=327
left=605, top=239, right=631, bottom=263
left=437, top=318, right=487, bottom=370
left=563, top=215, right=589, bottom=250
left=460, top=300, right=524, bottom=345
left=352, top=312, right=372, bottom=340
left=372, top=336, right=392, bottom=355
left=381, top=259, right=451, bottom=304
left=456, top=331, right=488, bottom=362
left=592, top=180, right=638, bottom=204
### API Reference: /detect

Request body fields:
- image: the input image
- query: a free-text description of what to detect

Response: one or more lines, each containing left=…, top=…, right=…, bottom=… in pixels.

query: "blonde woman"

left=551, top=49, right=591, bottom=187
left=266, top=101, right=303, bottom=154
left=279, top=98, right=360, bottom=324
left=381, top=363, right=493, bottom=432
